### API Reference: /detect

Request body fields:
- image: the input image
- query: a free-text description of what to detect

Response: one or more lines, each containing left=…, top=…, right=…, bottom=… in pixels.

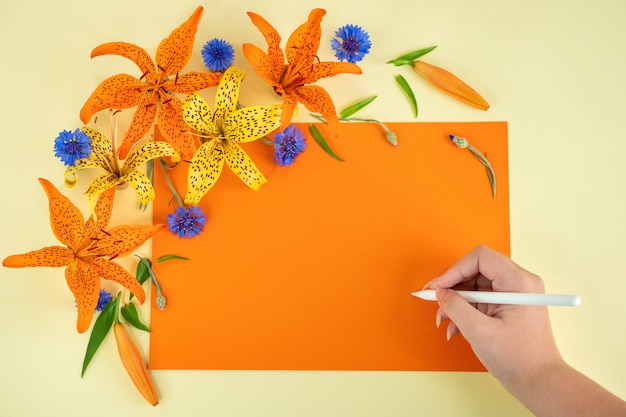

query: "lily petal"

left=184, top=141, right=224, bottom=206
left=285, top=8, right=325, bottom=67
left=157, top=97, right=196, bottom=160
left=82, top=127, right=114, bottom=168
left=82, top=188, right=115, bottom=246
left=228, top=105, right=282, bottom=143
left=214, top=67, right=245, bottom=123
left=39, top=178, right=85, bottom=250
left=121, top=170, right=156, bottom=206
left=182, top=92, right=214, bottom=134
left=89, top=257, right=147, bottom=304
left=95, top=224, right=165, bottom=261
left=224, top=142, right=267, bottom=190
left=80, top=74, right=147, bottom=124
left=91, top=42, right=156, bottom=83
left=301, top=61, right=362, bottom=84
left=165, top=71, right=222, bottom=95
left=293, top=85, right=341, bottom=135
left=243, top=12, right=284, bottom=86
left=85, top=173, right=121, bottom=217
left=118, top=94, right=159, bottom=160
left=123, top=141, right=179, bottom=173
left=66, top=259, right=100, bottom=333
left=2, top=246, right=73, bottom=268
left=155, top=6, right=203, bottom=76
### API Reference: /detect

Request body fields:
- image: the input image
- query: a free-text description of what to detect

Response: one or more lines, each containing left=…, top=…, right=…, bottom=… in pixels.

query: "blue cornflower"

left=273, top=125, right=307, bottom=166
left=167, top=206, right=207, bottom=238
left=53, top=128, right=92, bottom=166
left=201, top=38, right=235, bottom=72
left=95, top=289, right=113, bottom=311
left=331, top=24, right=372, bottom=64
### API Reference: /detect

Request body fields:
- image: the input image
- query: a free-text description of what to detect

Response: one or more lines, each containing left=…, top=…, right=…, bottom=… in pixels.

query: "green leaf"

left=121, top=302, right=150, bottom=333
left=387, top=45, right=437, bottom=66
left=339, top=96, right=377, bottom=118
left=308, top=124, right=344, bottom=162
left=395, top=74, right=418, bottom=118
left=157, top=254, right=190, bottom=263
left=131, top=256, right=152, bottom=300
left=81, top=293, right=119, bottom=377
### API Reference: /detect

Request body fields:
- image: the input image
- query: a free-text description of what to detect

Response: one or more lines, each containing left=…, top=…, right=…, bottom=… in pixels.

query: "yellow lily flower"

left=182, top=67, right=282, bottom=206
left=65, top=126, right=180, bottom=216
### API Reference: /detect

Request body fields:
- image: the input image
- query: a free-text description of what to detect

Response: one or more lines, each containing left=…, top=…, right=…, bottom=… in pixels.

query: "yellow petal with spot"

left=224, top=142, right=267, bottom=190
left=121, top=170, right=156, bottom=206
left=184, top=141, right=224, bottom=206
left=227, top=105, right=283, bottom=143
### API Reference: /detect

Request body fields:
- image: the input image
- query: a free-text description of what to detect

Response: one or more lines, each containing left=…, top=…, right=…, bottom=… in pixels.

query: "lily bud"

left=113, top=322, right=159, bottom=406
left=412, top=61, right=489, bottom=110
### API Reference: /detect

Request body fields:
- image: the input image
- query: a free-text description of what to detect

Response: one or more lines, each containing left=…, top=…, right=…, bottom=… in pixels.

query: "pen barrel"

left=454, top=290, right=581, bottom=307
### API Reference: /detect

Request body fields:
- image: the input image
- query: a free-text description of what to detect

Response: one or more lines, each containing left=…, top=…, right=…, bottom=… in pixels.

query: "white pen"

left=412, top=290, right=581, bottom=307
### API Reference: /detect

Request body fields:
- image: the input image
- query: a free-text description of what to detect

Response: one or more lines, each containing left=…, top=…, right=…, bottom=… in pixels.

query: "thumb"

left=435, top=288, right=490, bottom=342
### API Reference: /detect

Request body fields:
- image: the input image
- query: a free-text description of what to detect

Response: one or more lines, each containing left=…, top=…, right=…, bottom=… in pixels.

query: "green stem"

left=158, top=158, right=185, bottom=208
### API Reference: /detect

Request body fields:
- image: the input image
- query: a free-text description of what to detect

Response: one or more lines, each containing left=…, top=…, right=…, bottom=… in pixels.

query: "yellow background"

left=1, top=0, right=624, bottom=416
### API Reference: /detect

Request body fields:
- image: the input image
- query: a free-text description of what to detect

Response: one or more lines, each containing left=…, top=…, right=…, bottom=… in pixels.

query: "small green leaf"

left=131, top=256, right=152, bottom=300
left=81, top=293, right=119, bottom=377
left=121, top=303, right=150, bottom=332
left=309, top=125, right=344, bottom=162
left=339, top=96, right=377, bottom=118
left=395, top=74, right=418, bottom=118
left=387, top=45, right=437, bottom=66
left=157, top=254, right=190, bottom=263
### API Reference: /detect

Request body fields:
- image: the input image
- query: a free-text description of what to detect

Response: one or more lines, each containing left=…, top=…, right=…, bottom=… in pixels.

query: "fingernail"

left=422, top=278, right=439, bottom=290
left=435, top=309, right=442, bottom=328
left=446, top=323, right=453, bottom=341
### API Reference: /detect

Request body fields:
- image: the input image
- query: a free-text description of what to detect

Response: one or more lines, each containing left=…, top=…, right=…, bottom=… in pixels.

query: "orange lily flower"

left=2, top=179, right=164, bottom=333
left=243, top=8, right=362, bottom=136
left=79, top=6, right=221, bottom=160
left=114, top=322, right=159, bottom=406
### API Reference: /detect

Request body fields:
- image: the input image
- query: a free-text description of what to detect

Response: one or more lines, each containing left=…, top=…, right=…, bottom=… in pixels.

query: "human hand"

left=423, top=245, right=563, bottom=390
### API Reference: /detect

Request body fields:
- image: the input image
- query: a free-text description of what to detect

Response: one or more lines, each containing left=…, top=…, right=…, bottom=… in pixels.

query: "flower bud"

left=114, top=322, right=159, bottom=406
left=412, top=61, right=489, bottom=110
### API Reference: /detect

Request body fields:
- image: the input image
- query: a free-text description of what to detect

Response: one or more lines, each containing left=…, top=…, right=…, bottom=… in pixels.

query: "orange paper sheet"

left=150, top=121, right=509, bottom=371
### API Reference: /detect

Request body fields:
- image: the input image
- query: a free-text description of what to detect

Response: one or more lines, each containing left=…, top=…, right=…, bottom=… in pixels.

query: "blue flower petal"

left=167, top=206, right=207, bottom=239
left=331, top=24, right=372, bottom=64
left=201, top=38, right=235, bottom=72
left=272, top=125, right=307, bottom=166
left=53, top=128, right=92, bottom=166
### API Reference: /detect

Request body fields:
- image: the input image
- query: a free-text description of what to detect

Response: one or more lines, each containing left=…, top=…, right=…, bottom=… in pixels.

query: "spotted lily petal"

left=184, top=141, right=224, bottom=206
left=156, top=6, right=203, bottom=76
left=214, top=67, right=244, bottom=123
left=157, top=97, right=196, bottom=159
left=89, top=257, right=147, bottom=303
left=242, top=12, right=284, bottom=86
left=228, top=105, right=283, bottom=143
left=118, top=95, right=159, bottom=159
left=164, top=71, right=222, bottom=95
left=91, top=42, right=157, bottom=83
left=293, top=85, right=341, bottom=135
left=84, top=172, right=121, bottom=217
left=39, top=178, right=85, bottom=249
left=66, top=259, right=100, bottom=333
left=182, top=92, right=213, bottom=133
left=224, top=142, right=267, bottom=190
left=121, top=170, right=156, bottom=207
left=284, top=9, right=325, bottom=67
left=82, top=188, right=115, bottom=246
left=123, top=141, right=179, bottom=173
left=80, top=74, right=147, bottom=124
left=2, top=246, right=73, bottom=268
left=95, top=224, right=165, bottom=261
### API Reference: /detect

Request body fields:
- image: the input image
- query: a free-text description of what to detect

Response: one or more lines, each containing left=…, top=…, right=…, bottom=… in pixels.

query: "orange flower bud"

left=113, top=322, right=159, bottom=406
left=412, top=60, right=489, bottom=110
